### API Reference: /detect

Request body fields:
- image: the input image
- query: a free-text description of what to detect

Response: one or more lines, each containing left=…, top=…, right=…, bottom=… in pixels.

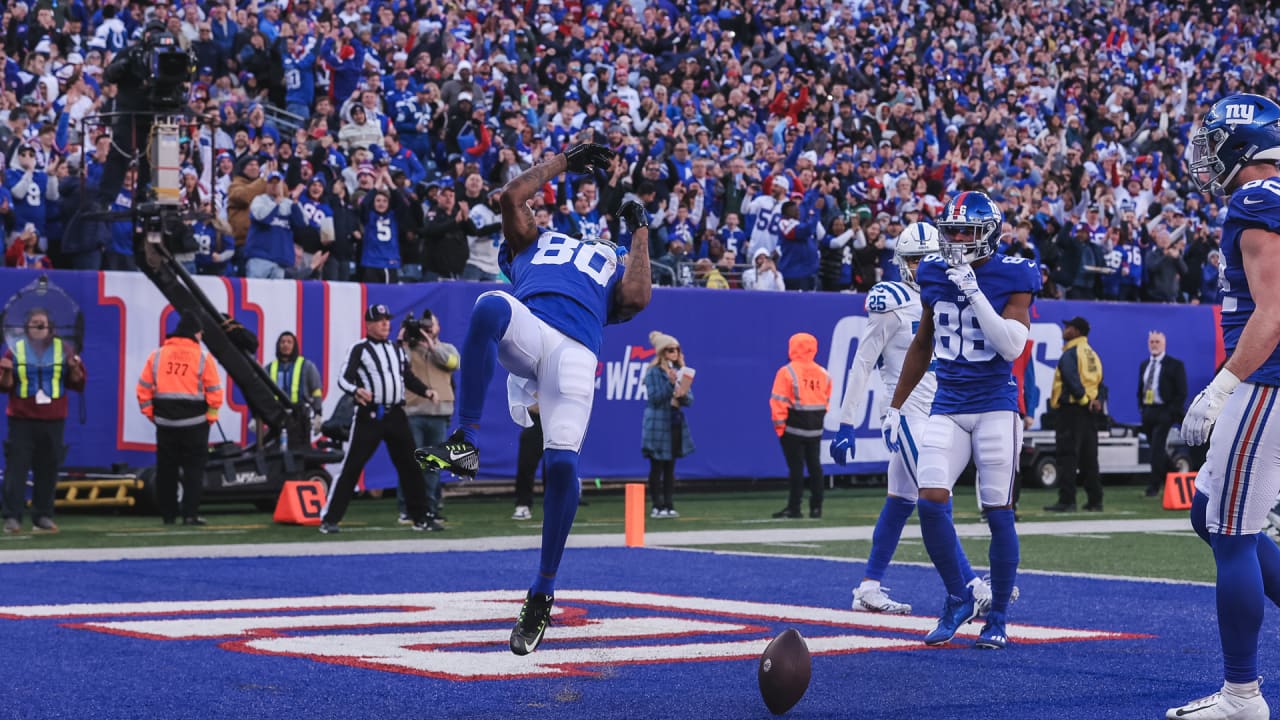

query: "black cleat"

left=772, top=508, right=802, bottom=519
left=510, top=592, right=554, bottom=656
left=415, top=430, right=479, bottom=478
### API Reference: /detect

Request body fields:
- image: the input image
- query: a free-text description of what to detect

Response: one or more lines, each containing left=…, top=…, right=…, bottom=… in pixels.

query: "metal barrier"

left=262, top=103, right=306, bottom=136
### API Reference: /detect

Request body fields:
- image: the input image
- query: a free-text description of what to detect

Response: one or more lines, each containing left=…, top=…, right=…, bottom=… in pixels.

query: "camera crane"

left=72, top=106, right=343, bottom=509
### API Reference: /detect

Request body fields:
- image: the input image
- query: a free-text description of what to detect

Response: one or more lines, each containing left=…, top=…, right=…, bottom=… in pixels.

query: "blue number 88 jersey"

left=917, top=255, right=1041, bottom=414
left=503, top=230, right=624, bottom=355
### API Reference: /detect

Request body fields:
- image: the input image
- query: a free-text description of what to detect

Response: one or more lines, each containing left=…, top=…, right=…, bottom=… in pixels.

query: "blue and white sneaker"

left=975, top=610, right=1009, bottom=649
left=923, top=590, right=978, bottom=646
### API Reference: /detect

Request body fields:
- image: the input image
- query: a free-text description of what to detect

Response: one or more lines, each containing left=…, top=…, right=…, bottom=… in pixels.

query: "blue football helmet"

left=936, top=191, right=1003, bottom=267
left=1189, top=93, right=1280, bottom=195
left=895, top=221, right=941, bottom=288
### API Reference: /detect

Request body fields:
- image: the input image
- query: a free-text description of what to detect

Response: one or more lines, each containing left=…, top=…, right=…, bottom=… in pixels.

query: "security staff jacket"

left=770, top=333, right=832, bottom=438
left=1050, top=336, right=1104, bottom=409
left=136, top=337, right=224, bottom=426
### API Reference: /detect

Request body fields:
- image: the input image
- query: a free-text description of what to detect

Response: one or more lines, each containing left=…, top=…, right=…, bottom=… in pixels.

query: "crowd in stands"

left=0, top=0, right=1277, bottom=302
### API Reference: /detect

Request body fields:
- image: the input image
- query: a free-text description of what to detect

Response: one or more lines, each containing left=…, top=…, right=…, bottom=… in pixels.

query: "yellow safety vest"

left=268, top=357, right=305, bottom=404
left=14, top=338, right=63, bottom=400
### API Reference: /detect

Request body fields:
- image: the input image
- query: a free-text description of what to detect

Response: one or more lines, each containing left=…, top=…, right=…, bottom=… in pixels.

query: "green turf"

left=1, top=484, right=1215, bottom=582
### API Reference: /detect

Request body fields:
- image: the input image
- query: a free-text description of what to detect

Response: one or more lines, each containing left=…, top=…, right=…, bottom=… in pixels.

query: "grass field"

left=2, top=482, right=1214, bottom=582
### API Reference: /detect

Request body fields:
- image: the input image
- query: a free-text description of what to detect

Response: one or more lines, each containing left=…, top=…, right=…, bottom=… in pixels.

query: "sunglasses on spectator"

left=27, top=323, right=49, bottom=330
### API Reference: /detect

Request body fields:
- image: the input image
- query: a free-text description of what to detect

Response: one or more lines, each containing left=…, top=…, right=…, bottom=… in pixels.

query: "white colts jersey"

left=839, top=281, right=937, bottom=426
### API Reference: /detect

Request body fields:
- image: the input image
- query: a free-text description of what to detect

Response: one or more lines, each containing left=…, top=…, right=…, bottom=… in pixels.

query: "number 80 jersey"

left=916, top=254, right=1041, bottom=415
left=504, top=230, right=624, bottom=356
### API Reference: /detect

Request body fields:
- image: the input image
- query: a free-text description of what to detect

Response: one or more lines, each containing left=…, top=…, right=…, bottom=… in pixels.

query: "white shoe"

left=1167, top=684, right=1269, bottom=719
left=666, top=508, right=679, bottom=518
left=512, top=506, right=532, bottom=520
left=651, top=507, right=663, bottom=518
left=971, top=575, right=1020, bottom=617
left=852, top=585, right=912, bottom=614
left=396, top=513, right=413, bottom=525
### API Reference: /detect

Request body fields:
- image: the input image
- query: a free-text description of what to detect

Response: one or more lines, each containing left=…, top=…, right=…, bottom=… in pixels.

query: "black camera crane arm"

left=132, top=203, right=309, bottom=445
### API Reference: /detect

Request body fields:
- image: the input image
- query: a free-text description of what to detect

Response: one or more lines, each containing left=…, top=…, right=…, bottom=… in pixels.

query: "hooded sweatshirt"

left=769, top=333, right=832, bottom=438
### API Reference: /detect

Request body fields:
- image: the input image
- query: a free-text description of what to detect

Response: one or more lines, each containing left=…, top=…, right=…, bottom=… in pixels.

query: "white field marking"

left=0, top=518, right=1194, bottom=566
left=0, top=590, right=1135, bottom=680
left=104, top=530, right=248, bottom=538
left=764, top=542, right=824, bottom=549
left=1150, top=531, right=1201, bottom=538
left=660, top=546, right=1216, bottom=587
left=1056, top=534, right=1114, bottom=540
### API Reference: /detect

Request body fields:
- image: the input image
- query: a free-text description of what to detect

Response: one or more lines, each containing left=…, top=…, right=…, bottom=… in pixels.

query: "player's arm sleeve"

left=964, top=289, right=1028, bottom=362
left=838, top=309, right=900, bottom=425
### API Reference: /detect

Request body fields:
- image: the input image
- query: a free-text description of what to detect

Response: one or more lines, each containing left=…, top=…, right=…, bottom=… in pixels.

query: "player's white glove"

left=945, top=263, right=980, bottom=297
left=1182, top=369, right=1241, bottom=446
left=881, top=407, right=902, bottom=453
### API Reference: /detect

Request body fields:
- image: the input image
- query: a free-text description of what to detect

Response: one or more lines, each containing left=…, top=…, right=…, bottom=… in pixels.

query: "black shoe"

left=182, top=516, right=207, bottom=526
left=1043, top=503, right=1076, bottom=513
left=412, top=518, right=444, bottom=532
left=415, top=430, right=479, bottom=478
left=1143, top=487, right=1162, bottom=498
left=162, top=517, right=177, bottom=525
left=319, top=521, right=340, bottom=534
left=434, top=513, right=448, bottom=522
left=1083, top=503, right=1104, bottom=512
left=809, top=508, right=822, bottom=519
left=510, top=592, right=554, bottom=656
left=772, top=508, right=802, bottom=519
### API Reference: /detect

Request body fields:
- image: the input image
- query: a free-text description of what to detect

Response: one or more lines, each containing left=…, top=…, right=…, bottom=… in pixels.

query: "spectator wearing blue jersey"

left=4, top=145, right=58, bottom=246
left=281, top=34, right=318, bottom=120
left=384, top=135, right=426, bottom=187
left=1200, top=250, right=1223, bottom=305
left=244, top=171, right=301, bottom=279
left=103, top=166, right=137, bottom=272
left=357, top=168, right=409, bottom=284
left=777, top=197, right=822, bottom=291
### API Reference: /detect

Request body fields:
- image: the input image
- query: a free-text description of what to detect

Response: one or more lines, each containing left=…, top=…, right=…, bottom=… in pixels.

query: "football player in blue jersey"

left=1170, top=93, right=1280, bottom=720
left=831, top=222, right=989, bottom=616
left=889, top=191, right=1041, bottom=649
left=416, top=143, right=652, bottom=656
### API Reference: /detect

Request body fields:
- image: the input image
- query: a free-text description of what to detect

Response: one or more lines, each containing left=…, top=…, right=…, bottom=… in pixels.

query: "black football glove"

left=618, top=200, right=650, bottom=229
left=564, top=143, right=616, bottom=174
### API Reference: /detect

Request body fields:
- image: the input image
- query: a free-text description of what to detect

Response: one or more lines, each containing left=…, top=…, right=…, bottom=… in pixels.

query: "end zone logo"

left=595, top=345, right=655, bottom=401
left=0, top=591, right=1146, bottom=680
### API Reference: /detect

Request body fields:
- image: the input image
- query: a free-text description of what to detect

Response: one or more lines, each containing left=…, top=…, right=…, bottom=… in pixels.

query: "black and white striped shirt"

left=336, top=338, right=428, bottom=406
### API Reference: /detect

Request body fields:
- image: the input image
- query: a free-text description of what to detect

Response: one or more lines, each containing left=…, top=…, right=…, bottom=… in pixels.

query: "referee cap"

left=365, top=303, right=393, bottom=321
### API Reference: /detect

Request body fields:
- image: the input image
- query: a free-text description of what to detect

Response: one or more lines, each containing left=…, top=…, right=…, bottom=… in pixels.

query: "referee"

left=320, top=304, right=439, bottom=533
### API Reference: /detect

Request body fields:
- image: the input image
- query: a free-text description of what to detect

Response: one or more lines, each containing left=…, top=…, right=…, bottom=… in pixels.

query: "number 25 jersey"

left=504, top=230, right=623, bottom=356
left=916, top=255, right=1041, bottom=415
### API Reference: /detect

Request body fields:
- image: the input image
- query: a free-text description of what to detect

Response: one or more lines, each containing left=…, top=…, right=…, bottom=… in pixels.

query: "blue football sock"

left=1211, top=533, right=1264, bottom=684
left=918, top=497, right=967, bottom=597
left=455, top=294, right=512, bottom=446
left=864, top=495, right=916, bottom=582
left=985, top=508, right=1020, bottom=614
left=1192, top=493, right=1280, bottom=607
left=531, top=449, right=581, bottom=597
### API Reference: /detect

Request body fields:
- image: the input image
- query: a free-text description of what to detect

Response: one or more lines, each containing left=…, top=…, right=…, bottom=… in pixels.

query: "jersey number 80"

left=530, top=233, right=616, bottom=287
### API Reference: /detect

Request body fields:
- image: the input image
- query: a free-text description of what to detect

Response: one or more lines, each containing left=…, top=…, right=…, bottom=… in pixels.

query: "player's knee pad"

left=472, top=292, right=514, bottom=339
left=1191, top=491, right=1211, bottom=545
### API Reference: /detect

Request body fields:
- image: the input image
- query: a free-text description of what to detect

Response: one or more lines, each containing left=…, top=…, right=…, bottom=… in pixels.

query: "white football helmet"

left=895, top=222, right=941, bottom=288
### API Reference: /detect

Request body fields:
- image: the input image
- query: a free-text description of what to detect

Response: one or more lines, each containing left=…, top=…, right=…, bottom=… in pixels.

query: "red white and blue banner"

left=0, top=269, right=1222, bottom=487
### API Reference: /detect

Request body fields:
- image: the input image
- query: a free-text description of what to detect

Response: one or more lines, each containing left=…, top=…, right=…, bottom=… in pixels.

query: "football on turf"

left=757, top=628, right=811, bottom=715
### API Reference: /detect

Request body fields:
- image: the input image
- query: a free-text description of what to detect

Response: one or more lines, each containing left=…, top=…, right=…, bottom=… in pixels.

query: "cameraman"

left=98, top=20, right=193, bottom=205
left=400, top=309, right=459, bottom=525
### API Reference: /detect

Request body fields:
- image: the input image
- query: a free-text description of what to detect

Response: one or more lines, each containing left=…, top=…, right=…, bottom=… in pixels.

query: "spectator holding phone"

left=642, top=331, right=695, bottom=518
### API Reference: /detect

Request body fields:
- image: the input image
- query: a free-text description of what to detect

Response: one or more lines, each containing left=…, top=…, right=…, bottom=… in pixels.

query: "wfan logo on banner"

left=595, top=344, right=656, bottom=401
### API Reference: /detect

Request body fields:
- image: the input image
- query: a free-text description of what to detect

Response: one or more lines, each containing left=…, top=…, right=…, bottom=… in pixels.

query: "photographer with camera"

left=97, top=19, right=194, bottom=206
left=399, top=309, right=458, bottom=526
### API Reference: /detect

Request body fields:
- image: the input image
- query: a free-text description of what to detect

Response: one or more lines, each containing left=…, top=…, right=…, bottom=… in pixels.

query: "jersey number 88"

left=932, top=301, right=996, bottom=363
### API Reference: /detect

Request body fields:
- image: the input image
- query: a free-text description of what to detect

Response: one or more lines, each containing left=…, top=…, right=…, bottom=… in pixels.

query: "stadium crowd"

left=0, top=0, right=1277, bottom=301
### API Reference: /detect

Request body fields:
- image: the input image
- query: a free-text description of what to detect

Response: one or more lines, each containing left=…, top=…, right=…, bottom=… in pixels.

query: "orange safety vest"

left=770, top=333, right=832, bottom=438
left=136, top=337, right=224, bottom=426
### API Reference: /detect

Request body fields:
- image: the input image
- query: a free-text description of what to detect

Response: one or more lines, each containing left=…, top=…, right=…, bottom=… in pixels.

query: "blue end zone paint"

left=0, top=548, right=1263, bottom=720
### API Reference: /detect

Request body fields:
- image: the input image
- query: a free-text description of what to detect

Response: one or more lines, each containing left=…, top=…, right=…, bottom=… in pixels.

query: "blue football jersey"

left=1220, top=177, right=1280, bottom=385
left=505, top=230, right=624, bottom=355
left=917, top=254, right=1041, bottom=414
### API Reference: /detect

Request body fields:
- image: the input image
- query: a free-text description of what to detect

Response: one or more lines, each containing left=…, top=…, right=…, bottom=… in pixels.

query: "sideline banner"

left=0, top=269, right=1220, bottom=487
